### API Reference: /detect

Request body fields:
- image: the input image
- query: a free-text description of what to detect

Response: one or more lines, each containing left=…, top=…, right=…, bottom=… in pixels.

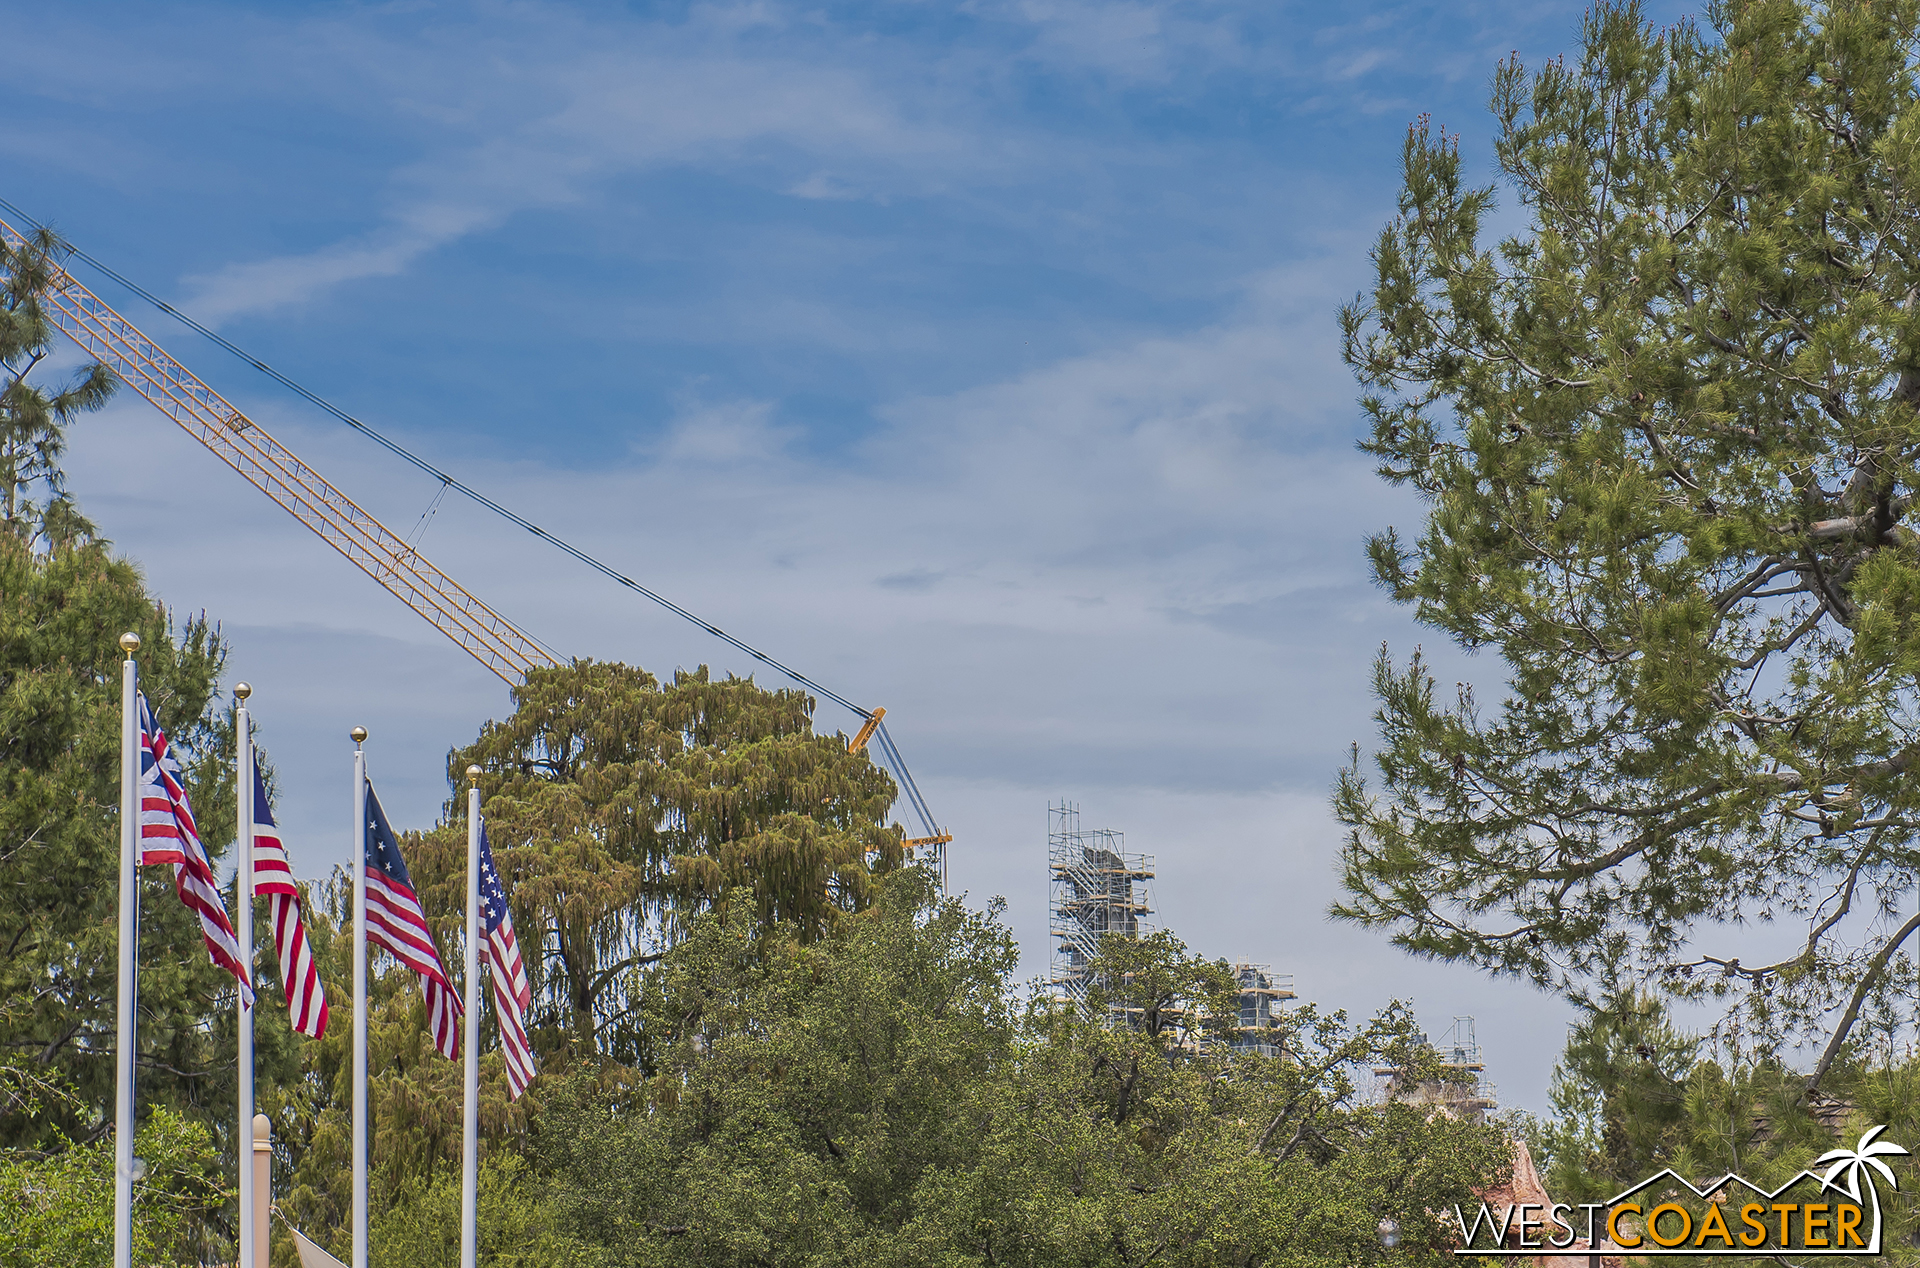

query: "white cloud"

left=64, top=254, right=1369, bottom=823
left=175, top=10, right=987, bottom=323
left=656, top=397, right=799, bottom=463
left=183, top=236, right=437, bottom=321
left=67, top=253, right=1404, bottom=815
left=154, top=0, right=1583, bottom=325
left=993, top=0, right=1186, bottom=81
left=787, top=172, right=866, bottom=201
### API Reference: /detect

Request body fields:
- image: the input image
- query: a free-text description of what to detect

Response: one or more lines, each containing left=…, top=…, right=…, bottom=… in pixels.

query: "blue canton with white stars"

left=478, top=824, right=510, bottom=935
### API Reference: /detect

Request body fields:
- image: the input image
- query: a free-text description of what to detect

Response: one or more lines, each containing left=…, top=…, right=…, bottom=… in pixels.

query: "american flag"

left=364, top=783, right=461, bottom=1059
left=137, top=697, right=198, bottom=866
left=476, top=822, right=536, bottom=1098
left=250, top=765, right=328, bottom=1038
left=137, top=696, right=253, bottom=1005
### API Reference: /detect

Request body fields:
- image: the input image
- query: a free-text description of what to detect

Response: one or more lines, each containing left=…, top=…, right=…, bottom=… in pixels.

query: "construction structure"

left=0, top=212, right=952, bottom=860
left=1375, top=1015, right=1499, bottom=1120
left=1048, top=802, right=1153, bottom=1015
left=1228, top=963, right=1295, bottom=1057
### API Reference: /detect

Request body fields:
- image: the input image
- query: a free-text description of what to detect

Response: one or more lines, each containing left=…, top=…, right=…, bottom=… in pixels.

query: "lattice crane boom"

left=1, top=217, right=555, bottom=686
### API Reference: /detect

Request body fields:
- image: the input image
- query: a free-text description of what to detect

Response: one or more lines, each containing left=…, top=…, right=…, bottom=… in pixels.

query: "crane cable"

left=0, top=195, right=944, bottom=840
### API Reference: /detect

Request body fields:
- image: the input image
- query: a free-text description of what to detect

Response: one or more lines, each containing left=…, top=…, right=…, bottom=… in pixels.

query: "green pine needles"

left=0, top=225, right=115, bottom=549
left=1337, top=0, right=1920, bottom=1081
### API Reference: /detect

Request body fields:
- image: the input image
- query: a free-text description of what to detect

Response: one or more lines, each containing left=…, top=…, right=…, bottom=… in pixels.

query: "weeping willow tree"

left=1336, top=0, right=1920, bottom=1083
left=443, top=661, right=904, bottom=1064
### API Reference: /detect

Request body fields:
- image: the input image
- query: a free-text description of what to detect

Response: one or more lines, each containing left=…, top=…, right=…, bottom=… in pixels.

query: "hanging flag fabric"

left=279, top=1216, right=349, bottom=1268
left=136, top=696, right=254, bottom=1005
left=476, top=823, right=536, bottom=1098
left=364, top=784, right=462, bottom=1059
left=251, top=765, right=328, bottom=1038
left=136, top=697, right=199, bottom=865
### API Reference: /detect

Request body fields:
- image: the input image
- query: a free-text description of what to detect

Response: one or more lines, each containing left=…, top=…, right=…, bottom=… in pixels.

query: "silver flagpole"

left=461, top=767, right=482, bottom=1268
left=235, top=683, right=256, bottom=1268
left=114, top=632, right=141, bottom=1268
left=351, top=726, right=369, bottom=1268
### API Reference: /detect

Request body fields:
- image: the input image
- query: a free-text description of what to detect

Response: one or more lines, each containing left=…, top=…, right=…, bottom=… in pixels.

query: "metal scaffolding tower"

left=1048, top=802, right=1153, bottom=1012
left=1228, top=963, right=1296, bottom=1057
left=1374, top=1015, right=1499, bottom=1120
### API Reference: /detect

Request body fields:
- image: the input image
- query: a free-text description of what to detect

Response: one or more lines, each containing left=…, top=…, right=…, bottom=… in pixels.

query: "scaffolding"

left=1228, top=963, right=1296, bottom=1057
left=1375, top=1015, right=1499, bottom=1120
left=1048, top=802, right=1153, bottom=1014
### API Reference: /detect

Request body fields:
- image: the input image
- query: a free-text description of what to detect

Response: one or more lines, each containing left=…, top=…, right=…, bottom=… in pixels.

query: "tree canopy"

left=539, top=874, right=1510, bottom=1268
left=1526, top=986, right=1920, bottom=1255
left=0, top=1105, right=226, bottom=1268
left=443, top=661, right=903, bottom=1063
left=262, top=869, right=1508, bottom=1268
left=1337, top=0, right=1920, bottom=1077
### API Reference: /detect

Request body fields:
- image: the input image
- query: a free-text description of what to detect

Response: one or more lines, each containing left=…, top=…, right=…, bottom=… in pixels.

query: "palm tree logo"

left=1815, top=1125, right=1910, bottom=1252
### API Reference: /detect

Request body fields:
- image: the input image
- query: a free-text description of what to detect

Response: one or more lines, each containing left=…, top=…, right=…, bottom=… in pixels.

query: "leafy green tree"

left=449, top=661, right=904, bottom=1062
left=270, top=662, right=909, bottom=1258
left=1535, top=993, right=1920, bottom=1262
left=953, top=950, right=1506, bottom=1268
left=0, top=1105, right=228, bottom=1268
left=1335, top=0, right=1920, bottom=1079
left=1532, top=986, right=1698, bottom=1201
left=539, top=871, right=1017, bottom=1267
left=539, top=875, right=1509, bottom=1268
left=1081, top=928, right=1240, bottom=1045
left=0, top=226, right=310, bottom=1267
left=1832, top=1031, right=1920, bottom=1256
left=268, top=870, right=530, bottom=1267
left=369, top=1155, right=577, bottom=1268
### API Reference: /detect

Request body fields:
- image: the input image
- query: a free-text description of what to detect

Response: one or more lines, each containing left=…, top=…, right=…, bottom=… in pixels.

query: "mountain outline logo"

left=1452, top=1126, right=1910, bottom=1256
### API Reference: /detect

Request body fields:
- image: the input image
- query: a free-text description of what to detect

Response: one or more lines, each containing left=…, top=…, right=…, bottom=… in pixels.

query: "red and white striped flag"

left=137, top=696, right=253, bottom=1006
left=365, top=783, right=461, bottom=1059
left=476, top=823, right=536, bottom=1098
left=250, top=765, right=328, bottom=1038
left=137, top=700, right=198, bottom=866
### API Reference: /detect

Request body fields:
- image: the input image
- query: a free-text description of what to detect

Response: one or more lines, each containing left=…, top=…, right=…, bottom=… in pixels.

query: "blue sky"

left=6, top=0, right=1699, bottom=1112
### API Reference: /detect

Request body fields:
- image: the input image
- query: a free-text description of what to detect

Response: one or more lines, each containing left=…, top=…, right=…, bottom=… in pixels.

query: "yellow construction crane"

left=2, top=215, right=950, bottom=877
left=1, top=217, right=552, bottom=686
left=845, top=706, right=951, bottom=865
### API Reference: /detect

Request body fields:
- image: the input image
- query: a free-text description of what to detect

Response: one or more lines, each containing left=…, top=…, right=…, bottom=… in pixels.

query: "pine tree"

left=0, top=227, right=261, bottom=1152
left=1, top=226, right=114, bottom=549
left=1336, top=0, right=1920, bottom=1078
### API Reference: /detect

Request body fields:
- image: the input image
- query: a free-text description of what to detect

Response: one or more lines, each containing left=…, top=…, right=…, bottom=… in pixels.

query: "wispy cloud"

left=656, top=397, right=799, bottom=464
left=72, top=254, right=1394, bottom=804
left=162, top=0, right=1600, bottom=323
left=182, top=235, right=440, bottom=320
left=787, top=171, right=869, bottom=201
left=178, top=9, right=987, bottom=321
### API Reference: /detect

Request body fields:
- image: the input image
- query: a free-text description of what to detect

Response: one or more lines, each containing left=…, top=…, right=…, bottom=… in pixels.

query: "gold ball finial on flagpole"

left=466, top=765, right=483, bottom=785
left=234, top=682, right=253, bottom=700
left=119, top=632, right=141, bottom=658
left=351, top=726, right=368, bottom=744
